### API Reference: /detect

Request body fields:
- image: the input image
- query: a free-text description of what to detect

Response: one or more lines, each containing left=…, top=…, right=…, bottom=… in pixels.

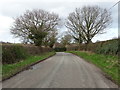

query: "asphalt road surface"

left=2, top=52, right=118, bottom=88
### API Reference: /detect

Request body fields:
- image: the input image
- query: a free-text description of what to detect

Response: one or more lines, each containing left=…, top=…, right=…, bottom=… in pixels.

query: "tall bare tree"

left=66, top=6, right=112, bottom=45
left=11, top=9, right=60, bottom=46
left=42, top=29, right=58, bottom=48
left=60, top=33, right=72, bottom=47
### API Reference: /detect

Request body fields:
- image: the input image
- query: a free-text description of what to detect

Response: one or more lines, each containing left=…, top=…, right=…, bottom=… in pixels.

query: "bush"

left=66, top=45, right=79, bottom=51
left=54, top=47, right=66, bottom=52
left=95, top=39, right=118, bottom=55
left=2, top=44, right=53, bottom=64
left=2, top=44, right=28, bottom=64
left=22, top=44, right=52, bottom=55
left=0, top=44, right=2, bottom=63
left=66, top=38, right=119, bottom=55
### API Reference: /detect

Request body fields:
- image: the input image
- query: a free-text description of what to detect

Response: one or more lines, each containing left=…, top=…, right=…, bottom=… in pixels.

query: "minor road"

left=2, top=52, right=118, bottom=88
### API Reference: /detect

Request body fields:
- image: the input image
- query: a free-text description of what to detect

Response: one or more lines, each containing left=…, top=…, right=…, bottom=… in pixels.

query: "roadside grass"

left=2, top=51, right=55, bottom=80
left=66, top=51, right=119, bottom=85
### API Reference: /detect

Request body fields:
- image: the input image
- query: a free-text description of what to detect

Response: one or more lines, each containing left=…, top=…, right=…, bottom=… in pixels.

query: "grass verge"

left=2, top=51, right=55, bottom=80
left=66, top=51, right=119, bottom=85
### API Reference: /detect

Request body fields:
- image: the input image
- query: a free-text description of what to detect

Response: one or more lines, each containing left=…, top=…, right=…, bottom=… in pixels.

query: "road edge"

left=2, top=53, right=56, bottom=82
left=66, top=52, right=120, bottom=87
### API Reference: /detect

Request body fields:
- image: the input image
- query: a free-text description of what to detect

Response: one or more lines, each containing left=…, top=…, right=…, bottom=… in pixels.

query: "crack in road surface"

left=2, top=52, right=118, bottom=88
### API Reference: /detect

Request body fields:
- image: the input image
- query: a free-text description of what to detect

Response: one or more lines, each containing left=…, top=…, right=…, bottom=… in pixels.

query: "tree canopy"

left=66, top=6, right=112, bottom=44
left=11, top=9, right=60, bottom=46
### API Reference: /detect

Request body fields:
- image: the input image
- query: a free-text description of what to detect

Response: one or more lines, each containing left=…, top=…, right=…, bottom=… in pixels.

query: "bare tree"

left=42, top=29, right=58, bottom=48
left=66, top=6, right=112, bottom=45
left=11, top=9, right=60, bottom=46
left=60, top=33, right=72, bottom=47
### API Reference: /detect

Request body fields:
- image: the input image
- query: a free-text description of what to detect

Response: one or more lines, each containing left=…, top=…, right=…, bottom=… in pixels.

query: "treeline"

left=11, top=9, right=59, bottom=47
left=2, top=44, right=52, bottom=64
left=67, top=38, right=119, bottom=55
left=10, top=6, right=112, bottom=48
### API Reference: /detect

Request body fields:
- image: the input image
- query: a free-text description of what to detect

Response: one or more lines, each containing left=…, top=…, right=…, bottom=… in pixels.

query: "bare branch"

left=66, top=6, right=112, bottom=44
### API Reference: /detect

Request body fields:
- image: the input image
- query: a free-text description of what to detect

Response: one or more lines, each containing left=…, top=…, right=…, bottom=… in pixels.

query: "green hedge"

left=66, top=39, right=119, bottom=55
left=54, top=47, right=66, bottom=52
left=2, top=44, right=53, bottom=64
left=95, top=39, right=118, bottom=55
left=2, top=44, right=28, bottom=64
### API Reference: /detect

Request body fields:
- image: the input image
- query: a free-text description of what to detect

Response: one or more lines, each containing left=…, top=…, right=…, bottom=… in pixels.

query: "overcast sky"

left=0, top=0, right=119, bottom=43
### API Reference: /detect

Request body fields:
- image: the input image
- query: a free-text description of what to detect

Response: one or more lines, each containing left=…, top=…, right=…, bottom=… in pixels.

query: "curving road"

left=2, top=52, right=118, bottom=88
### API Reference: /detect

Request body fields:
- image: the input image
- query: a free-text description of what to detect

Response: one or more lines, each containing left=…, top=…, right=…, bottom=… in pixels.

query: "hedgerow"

left=2, top=44, right=52, bottom=64
left=66, top=39, right=119, bottom=55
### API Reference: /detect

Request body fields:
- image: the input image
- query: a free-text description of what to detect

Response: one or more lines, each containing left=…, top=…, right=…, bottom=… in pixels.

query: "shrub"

left=95, top=39, right=118, bottom=55
left=66, top=38, right=119, bottom=55
left=2, top=44, right=28, bottom=64
left=0, top=44, right=2, bottom=63
left=2, top=44, right=53, bottom=64
left=54, top=47, right=66, bottom=52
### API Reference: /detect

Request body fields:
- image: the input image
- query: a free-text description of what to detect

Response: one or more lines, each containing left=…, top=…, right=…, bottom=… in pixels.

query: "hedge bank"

left=67, top=39, right=119, bottom=55
left=2, top=44, right=52, bottom=64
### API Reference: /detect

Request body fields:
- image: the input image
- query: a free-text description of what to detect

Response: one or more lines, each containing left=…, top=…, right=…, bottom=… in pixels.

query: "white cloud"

left=0, top=30, right=20, bottom=43
left=92, top=28, right=118, bottom=42
left=0, top=15, right=14, bottom=32
left=0, top=15, right=20, bottom=43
